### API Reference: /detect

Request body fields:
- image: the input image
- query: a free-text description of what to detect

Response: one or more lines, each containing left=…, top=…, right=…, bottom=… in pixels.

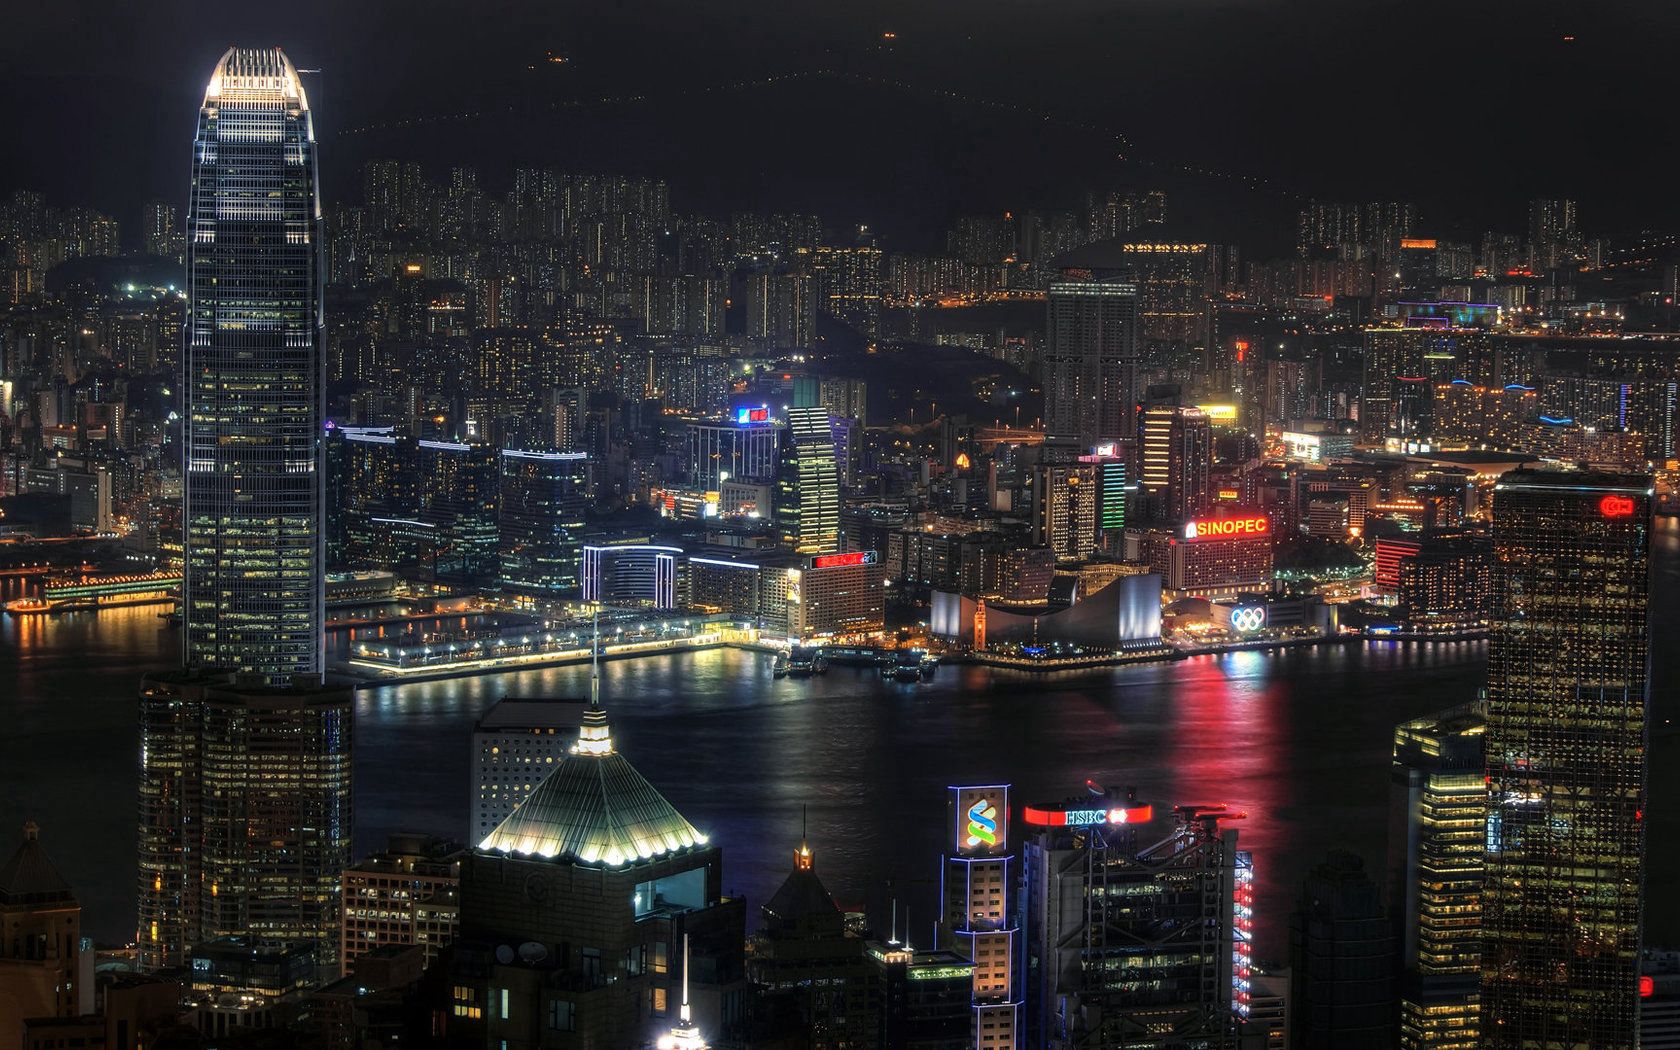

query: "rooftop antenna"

left=656, top=933, right=708, bottom=1049
left=890, top=898, right=899, bottom=945
left=590, top=608, right=601, bottom=710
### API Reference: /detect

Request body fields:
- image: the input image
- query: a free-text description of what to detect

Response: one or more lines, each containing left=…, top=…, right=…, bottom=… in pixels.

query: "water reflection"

left=5, top=540, right=1678, bottom=963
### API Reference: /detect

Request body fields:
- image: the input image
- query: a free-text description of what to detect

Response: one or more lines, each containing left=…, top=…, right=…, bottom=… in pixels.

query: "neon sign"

left=965, top=798, right=999, bottom=848
left=1184, top=515, right=1269, bottom=541
left=1230, top=606, right=1267, bottom=633
left=1023, top=802, right=1154, bottom=827
left=734, top=406, right=769, bottom=425
left=1600, top=494, right=1636, bottom=518
left=810, top=550, right=877, bottom=569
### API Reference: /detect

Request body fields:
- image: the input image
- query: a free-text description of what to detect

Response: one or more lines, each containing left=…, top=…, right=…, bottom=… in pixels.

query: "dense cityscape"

left=2, top=15, right=1679, bottom=1050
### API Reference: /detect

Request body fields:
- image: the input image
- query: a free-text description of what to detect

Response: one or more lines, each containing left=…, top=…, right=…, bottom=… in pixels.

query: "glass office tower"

left=1482, top=469, right=1652, bottom=1048
left=183, top=47, right=325, bottom=683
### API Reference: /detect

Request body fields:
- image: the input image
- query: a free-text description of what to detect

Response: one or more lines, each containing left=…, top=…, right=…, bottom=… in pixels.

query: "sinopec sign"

left=1183, top=515, right=1269, bottom=541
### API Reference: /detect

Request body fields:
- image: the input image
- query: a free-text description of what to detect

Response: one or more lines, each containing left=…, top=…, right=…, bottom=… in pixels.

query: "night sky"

left=3, top=0, right=1676, bottom=252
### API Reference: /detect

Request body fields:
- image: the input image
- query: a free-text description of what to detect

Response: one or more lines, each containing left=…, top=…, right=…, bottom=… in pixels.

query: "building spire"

left=795, top=805, right=813, bottom=871
left=573, top=610, right=614, bottom=756
left=589, top=608, right=601, bottom=711
left=656, top=933, right=709, bottom=1050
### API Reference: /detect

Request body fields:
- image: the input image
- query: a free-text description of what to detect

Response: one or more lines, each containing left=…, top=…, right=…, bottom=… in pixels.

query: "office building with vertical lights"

left=137, top=669, right=354, bottom=976
left=1388, top=703, right=1485, bottom=1050
left=498, top=448, right=590, bottom=598
left=183, top=47, right=325, bottom=684
left=1481, top=469, right=1652, bottom=1049
left=775, top=407, right=841, bottom=555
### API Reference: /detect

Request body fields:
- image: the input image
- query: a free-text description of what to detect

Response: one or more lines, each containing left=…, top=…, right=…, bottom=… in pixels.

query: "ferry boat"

left=786, top=645, right=829, bottom=677
left=890, top=648, right=934, bottom=683
left=5, top=570, right=181, bottom=615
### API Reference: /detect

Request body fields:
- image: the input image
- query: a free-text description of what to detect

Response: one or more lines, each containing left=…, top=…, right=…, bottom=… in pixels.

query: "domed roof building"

left=446, top=655, right=745, bottom=1048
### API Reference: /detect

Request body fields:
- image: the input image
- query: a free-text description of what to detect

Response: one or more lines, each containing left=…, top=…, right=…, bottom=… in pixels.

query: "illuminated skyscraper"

left=775, top=407, right=840, bottom=555
left=941, top=785, right=1021, bottom=1049
left=1021, top=792, right=1241, bottom=1050
left=497, top=449, right=590, bottom=597
left=1137, top=405, right=1211, bottom=522
left=1044, top=269, right=1141, bottom=449
left=183, top=47, right=325, bottom=684
left=1481, top=469, right=1652, bottom=1049
left=1389, top=703, right=1485, bottom=1050
left=137, top=670, right=354, bottom=976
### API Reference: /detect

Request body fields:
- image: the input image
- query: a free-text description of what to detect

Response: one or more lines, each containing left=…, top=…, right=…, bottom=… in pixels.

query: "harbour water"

left=6, top=529, right=1679, bottom=964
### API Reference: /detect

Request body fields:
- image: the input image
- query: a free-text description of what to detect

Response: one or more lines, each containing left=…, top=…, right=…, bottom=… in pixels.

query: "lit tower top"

left=203, top=47, right=311, bottom=113
left=475, top=620, right=708, bottom=866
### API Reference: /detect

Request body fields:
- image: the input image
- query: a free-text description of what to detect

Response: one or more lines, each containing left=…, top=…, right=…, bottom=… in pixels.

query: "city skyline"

left=5, top=11, right=1680, bottom=1049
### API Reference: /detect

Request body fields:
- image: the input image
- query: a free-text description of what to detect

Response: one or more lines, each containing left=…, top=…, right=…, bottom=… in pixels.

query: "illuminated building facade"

left=1021, top=794, right=1241, bottom=1050
left=183, top=48, right=325, bottom=684
left=497, top=449, right=590, bottom=597
left=775, top=407, right=841, bottom=555
left=686, top=413, right=779, bottom=491
left=1031, top=464, right=1098, bottom=562
left=450, top=700, right=746, bottom=1048
left=1078, top=446, right=1128, bottom=547
left=1360, top=328, right=1491, bottom=443
left=1388, top=704, right=1485, bottom=1050
left=1132, top=515, right=1273, bottom=599
left=1482, top=470, right=1652, bottom=1049
left=582, top=542, right=682, bottom=609
left=941, top=785, right=1021, bottom=1049
left=340, top=833, right=462, bottom=972
left=1044, top=274, right=1141, bottom=448
left=137, top=670, right=354, bottom=977
left=1138, top=405, right=1212, bottom=522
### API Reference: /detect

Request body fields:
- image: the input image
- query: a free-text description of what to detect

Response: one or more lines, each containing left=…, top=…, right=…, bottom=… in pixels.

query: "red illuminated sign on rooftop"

left=1183, top=515, right=1269, bottom=542
left=810, top=551, right=877, bottom=569
left=1600, top=494, right=1636, bottom=519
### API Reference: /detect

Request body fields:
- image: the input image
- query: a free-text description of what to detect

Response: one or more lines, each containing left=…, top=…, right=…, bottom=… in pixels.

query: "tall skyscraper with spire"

left=137, top=47, right=351, bottom=983
left=183, top=46, right=325, bottom=684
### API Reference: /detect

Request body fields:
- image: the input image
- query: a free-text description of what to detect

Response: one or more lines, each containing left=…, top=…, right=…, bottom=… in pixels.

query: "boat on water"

left=772, top=651, right=790, bottom=678
left=4, top=570, right=180, bottom=616
left=786, top=645, right=829, bottom=677
left=889, top=648, right=934, bottom=683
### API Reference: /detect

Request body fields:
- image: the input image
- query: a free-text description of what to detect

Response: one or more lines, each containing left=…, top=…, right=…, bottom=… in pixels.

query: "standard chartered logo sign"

left=965, top=798, right=999, bottom=848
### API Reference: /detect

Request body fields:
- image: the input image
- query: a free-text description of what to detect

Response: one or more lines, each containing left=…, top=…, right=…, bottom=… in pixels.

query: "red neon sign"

left=1600, top=494, right=1636, bottom=518
left=1023, top=803, right=1154, bottom=827
left=811, top=551, right=874, bottom=569
left=1184, top=515, right=1269, bottom=541
left=1641, top=975, right=1655, bottom=998
left=1234, top=340, right=1249, bottom=363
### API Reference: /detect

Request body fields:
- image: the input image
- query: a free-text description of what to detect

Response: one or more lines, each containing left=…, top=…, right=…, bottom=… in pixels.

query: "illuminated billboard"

left=1196, top=403, right=1238, bottom=424
left=809, top=550, right=878, bottom=569
left=1022, top=801, right=1154, bottom=827
left=951, top=785, right=1009, bottom=856
left=734, top=405, right=770, bottom=425
left=1600, top=494, right=1636, bottom=518
left=1183, top=515, right=1269, bottom=541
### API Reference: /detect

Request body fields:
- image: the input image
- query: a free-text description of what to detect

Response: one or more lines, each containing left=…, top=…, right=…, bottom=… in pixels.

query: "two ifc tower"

left=136, top=47, right=346, bottom=975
